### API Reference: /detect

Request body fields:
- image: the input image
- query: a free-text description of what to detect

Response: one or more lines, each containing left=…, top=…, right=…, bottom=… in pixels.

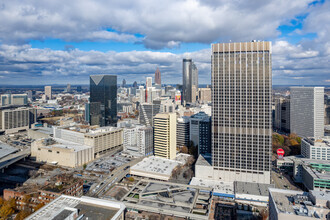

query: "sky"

left=0, top=0, right=329, bottom=85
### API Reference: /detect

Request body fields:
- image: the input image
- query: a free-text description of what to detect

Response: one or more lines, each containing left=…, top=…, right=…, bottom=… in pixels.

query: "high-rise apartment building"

left=123, top=125, right=153, bottom=156
left=290, top=87, right=324, bottom=138
left=155, top=67, right=161, bottom=85
left=211, top=41, right=272, bottom=184
left=0, top=107, right=37, bottom=134
left=44, top=86, right=52, bottom=100
left=153, top=113, right=177, bottom=159
left=90, top=75, right=117, bottom=127
left=182, top=59, right=198, bottom=105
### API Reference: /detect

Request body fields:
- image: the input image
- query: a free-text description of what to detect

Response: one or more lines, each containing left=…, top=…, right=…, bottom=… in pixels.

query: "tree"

left=183, top=169, right=194, bottom=179
left=181, top=146, right=189, bottom=154
left=290, top=139, right=299, bottom=146
left=15, top=210, right=32, bottom=220
left=33, top=203, right=45, bottom=212
left=83, top=163, right=87, bottom=170
left=185, top=156, right=195, bottom=167
left=127, top=177, right=135, bottom=182
left=0, top=198, right=16, bottom=219
left=171, top=167, right=182, bottom=179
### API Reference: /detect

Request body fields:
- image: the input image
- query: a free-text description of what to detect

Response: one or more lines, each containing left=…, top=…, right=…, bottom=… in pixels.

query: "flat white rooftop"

left=130, top=156, right=181, bottom=180
left=26, top=195, right=125, bottom=220
left=190, top=177, right=234, bottom=196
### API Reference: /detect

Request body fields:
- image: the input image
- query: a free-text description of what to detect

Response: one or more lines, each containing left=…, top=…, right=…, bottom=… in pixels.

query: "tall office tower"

left=182, top=58, right=198, bottom=105
left=191, top=63, right=198, bottom=102
left=67, top=84, right=71, bottom=93
left=146, top=77, right=152, bottom=88
left=133, top=81, right=138, bottom=88
left=153, top=112, right=177, bottom=159
left=212, top=41, right=272, bottom=184
left=155, top=67, right=161, bottom=85
left=146, top=77, right=153, bottom=103
left=76, top=85, right=82, bottom=92
left=44, top=86, right=52, bottom=100
left=190, top=112, right=210, bottom=147
left=290, top=87, right=324, bottom=138
left=177, top=116, right=190, bottom=148
left=136, top=86, right=146, bottom=104
left=139, top=100, right=161, bottom=127
left=199, top=117, right=212, bottom=155
left=90, top=75, right=117, bottom=127
left=84, top=103, right=90, bottom=123
left=122, top=79, right=126, bottom=87
left=274, top=97, right=290, bottom=133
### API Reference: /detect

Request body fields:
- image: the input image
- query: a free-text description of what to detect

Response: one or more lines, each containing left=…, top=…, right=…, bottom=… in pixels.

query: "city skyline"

left=0, top=1, right=329, bottom=86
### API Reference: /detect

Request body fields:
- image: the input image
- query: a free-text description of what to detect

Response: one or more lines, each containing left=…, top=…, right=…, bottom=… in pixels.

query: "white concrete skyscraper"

left=211, top=41, right=272, bottom=184
left=290, top=87, right=324, bottom=138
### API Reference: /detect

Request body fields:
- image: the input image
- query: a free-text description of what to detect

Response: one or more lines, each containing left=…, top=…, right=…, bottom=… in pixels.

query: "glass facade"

left=199, top=117, right=211, bottom=155
left=90, top=75, right=117, bottom=126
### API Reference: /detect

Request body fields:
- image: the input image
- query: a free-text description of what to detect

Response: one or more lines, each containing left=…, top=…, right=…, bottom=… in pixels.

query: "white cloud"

left=0, top=44, right=211, bottom=84
left=0, top=0, right=314, bottom=48
left=0, top=0, right=329, bottom=85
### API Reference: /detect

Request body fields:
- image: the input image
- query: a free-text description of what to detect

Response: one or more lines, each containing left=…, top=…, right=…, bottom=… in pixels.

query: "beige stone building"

left=211, top=41, right=272, bottom=184
left=31, top=138, right=94, bottom=168
left=198, top=88, right=211, bottom=103
left=153, top=112, right=176, bottom=159
left=53, top=125, right=123, bottom=157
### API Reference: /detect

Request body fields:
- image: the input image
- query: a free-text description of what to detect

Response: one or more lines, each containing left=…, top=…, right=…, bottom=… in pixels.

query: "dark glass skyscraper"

left=90, top=75, right=117, bottom=127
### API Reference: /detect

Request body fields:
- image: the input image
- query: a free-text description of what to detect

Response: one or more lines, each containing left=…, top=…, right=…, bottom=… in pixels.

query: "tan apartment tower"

left=211, top=41, right=272, bottom=184
left=153, top=112, right=177, bottom=159
left=44, top=86, right=52, bottom=100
